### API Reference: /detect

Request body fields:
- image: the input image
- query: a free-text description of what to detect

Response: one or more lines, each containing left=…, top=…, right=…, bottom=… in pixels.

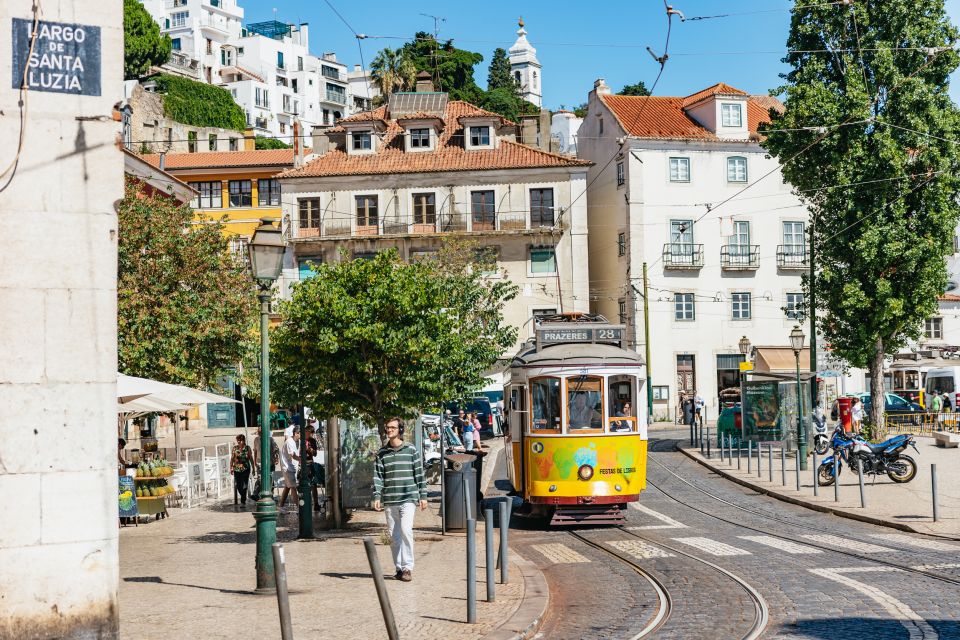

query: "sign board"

left=536, top=324, right=625, bottom=349
left=339, top=418, right=381, bottom=509
left=739, top=362, right=754, bottom=372
left=742, top=381, right=781, bottom=442
left=118, top=475, right=139, bottom=519
left=12, top=18, right=102, bottom=96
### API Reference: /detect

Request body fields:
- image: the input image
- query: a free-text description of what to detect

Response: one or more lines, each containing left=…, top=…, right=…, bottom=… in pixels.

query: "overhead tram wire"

left=681, top=1, right=848, bottom=22
left=321, top=0, right=371, bottom=104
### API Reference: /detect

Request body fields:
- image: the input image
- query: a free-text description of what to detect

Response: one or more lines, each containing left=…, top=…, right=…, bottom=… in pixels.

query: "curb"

left=481, top=551, right=549, bottom=640
left=677, top=444, right=960, bottom=541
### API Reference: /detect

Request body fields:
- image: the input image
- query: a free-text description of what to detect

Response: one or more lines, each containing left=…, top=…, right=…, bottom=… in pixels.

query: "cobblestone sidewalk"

left=120, top=478, right=531, bottom=638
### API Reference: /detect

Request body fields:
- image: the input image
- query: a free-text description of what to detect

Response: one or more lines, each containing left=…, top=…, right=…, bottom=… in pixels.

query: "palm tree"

left=370, top=48, right=416, bottom=99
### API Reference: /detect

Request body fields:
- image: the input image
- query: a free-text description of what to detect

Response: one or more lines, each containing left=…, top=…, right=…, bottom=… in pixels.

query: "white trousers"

left=385, top=502, right=416, bottom=571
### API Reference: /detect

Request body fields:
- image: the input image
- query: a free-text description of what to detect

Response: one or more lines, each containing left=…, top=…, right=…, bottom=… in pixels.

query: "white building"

left=579, top=80, right=812, bottom=419
left=141, top=0, right=244, bottom=83
left=347, top=64, right=378, bottom=114
left=276, top=88, right=592, bottom=353
left=509, top=18, right=542, bottom=108
left=1, top=1, right=123, bottom=636
left=551, top=110, right=583, bottom=155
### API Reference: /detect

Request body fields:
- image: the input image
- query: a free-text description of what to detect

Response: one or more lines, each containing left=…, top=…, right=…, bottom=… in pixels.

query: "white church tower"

left=509, top=17, right=542, bottom=107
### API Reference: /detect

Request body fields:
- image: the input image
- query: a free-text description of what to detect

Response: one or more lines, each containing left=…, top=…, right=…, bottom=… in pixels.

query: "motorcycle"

left=812, top=407, right=830, bottom=455
left=817, top=426, right=919, bottom=486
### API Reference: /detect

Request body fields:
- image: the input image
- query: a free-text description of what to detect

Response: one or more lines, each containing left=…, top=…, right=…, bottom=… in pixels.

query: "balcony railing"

left=777, top=245, right=809, bottom=269
left=164, top=51, right=201, bottom=79
left=721, top=244, right=760, bottom=270
left=321, top=69, right=345, bottom=82
left=662, top=243, right=704, bottom=269
left=294, top=210, right=558, bottom=239
left=324, top=91, right=347, bottom=105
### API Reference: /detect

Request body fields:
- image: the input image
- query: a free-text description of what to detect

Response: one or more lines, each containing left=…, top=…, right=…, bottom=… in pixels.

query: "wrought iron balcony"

left=721, top=244, right=760, bottom=270
left=777, top=245, right=809, bottom=269
left=662, top=243, right=704, bottom=269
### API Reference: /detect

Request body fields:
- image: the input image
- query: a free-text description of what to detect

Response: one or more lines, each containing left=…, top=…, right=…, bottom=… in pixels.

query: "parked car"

left=830, top=393, right=924, bottom=425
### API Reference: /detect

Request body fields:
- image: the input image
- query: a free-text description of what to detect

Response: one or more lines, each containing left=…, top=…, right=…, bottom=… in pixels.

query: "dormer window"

left=470, top=126, right=490, bottom=146
left=721, top=103, right=743, bottom=127
left=352, top=130, right=372, bottom=151
left=410, top=128, right=431, bottom=149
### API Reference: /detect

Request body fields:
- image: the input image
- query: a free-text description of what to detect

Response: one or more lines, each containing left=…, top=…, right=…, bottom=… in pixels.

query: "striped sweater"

left=372, top=443, right=426, bottom=505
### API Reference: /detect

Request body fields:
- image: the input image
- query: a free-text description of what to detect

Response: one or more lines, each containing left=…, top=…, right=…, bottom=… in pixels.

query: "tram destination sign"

left=11, top=18, right=101, bottom=96
left=536, top=325, right=624, bottom=348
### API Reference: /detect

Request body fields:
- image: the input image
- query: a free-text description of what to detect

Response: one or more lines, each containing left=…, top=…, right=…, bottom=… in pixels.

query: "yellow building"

left=143, top=148, right=299, bottom=248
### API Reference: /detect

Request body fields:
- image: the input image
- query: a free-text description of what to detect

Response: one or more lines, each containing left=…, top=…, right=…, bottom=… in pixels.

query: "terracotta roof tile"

left=682, top=82, right=749, bottom=107
left=141, top=149, right=298, bottom=170
left=281, top=100, right=590, bottom=179
left=600, top=85, right=782, bottom=141
left=940, top=293, right=960, bottom=302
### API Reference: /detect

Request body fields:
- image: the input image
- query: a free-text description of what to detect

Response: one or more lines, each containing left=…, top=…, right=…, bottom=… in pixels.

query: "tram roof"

left=512, top=342, right=645, bottom=368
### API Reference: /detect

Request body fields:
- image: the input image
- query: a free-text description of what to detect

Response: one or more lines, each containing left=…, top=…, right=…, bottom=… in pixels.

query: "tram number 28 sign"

left=538, top=326, right=623, bottom=346
left=12, top=18, right=101, bottom=96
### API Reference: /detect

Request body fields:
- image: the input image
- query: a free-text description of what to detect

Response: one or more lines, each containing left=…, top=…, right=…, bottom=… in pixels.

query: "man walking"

left=278, top=426, right=300, bottom=511
left=372, top=418, right=427, bottom=582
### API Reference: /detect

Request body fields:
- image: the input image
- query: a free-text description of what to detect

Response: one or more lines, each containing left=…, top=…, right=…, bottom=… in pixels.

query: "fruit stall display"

left=134, top=456, right=174, bottom=519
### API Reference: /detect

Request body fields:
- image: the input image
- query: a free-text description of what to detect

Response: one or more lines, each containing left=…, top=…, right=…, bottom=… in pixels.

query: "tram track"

left=645, top=437, right=960, bottom=588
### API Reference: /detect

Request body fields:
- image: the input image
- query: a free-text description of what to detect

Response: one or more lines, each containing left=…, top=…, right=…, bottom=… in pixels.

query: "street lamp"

left=248, top=218, right=284, bottom=592
left=738, top=336, right=751, bottom=444
left=790, top=325, right=808, bottom=471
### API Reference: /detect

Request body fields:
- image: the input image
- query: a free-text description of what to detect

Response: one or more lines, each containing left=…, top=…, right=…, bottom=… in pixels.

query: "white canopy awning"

left=118, top=396, right=191, bottom=414
left=117, top=373, right=239, bottom=406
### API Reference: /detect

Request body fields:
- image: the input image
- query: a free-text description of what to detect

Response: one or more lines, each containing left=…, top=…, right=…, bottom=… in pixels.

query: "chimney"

left=538, top=108, right=551, bottom=152
left=594, top=78, right=611, bottom=95
left=311, top=125, right=331, bottom=155
left=354, top=64, right=362, bottom=72
left=519, top=114, right=539, bottom=148
left=159, top=151, right=166, bottom=171
left=243, top=127, right=255, bottom=151
left=299, top=23, right=309, bottom=49
left=293, top=119, right=304, bottom=168
left=415, top=70, right=434, bottom=92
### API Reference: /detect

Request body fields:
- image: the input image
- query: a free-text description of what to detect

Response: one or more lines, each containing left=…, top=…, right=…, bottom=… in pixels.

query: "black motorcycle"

left=846, top=430, right=919, bottom=483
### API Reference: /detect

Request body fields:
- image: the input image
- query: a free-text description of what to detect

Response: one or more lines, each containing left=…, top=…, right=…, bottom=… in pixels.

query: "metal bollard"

left=812, top=451, right=818, bottom=497
left=781, top=447, right=786, bottom=486
left=768, top=444, right=773, bottom=483
left=271, top=544, right=294, bottom=640
left=795, top=448, right=801, bottom=491
left=363, top=537, right=400, bottom=640
left=707, top=438, right=711, bottom=459
left=757, top=441, right=762, bottom=478
left=499, top=498, right=510, bottom=584
left=484, top=508, right=495, bottom=602
left=932, top=464, right=939, bottom=522
left=466, top=517, right=477, bottom=623
left=737, top=439, right=742, bottom=470
left=747, top=440, right=752, bottom=473
left=857, top=463, right=866, bottom=509
left=462, top=474, right=472, bottom=522
left=834, top=456, right=840, bottom=503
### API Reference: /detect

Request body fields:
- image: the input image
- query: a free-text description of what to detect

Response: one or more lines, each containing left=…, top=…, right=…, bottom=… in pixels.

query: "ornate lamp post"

left=790, top=325, right=808, bottom=471
left=738, top=335, right=751, bottom=441
left=248, top=218, right=284, bottom=591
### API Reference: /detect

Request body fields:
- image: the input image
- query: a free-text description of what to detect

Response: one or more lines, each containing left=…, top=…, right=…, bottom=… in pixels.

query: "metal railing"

left=720, top=244, right=760, bottom=269
left=324, top=91, right=347, bottom=105
left=662, top=243, right=704, bottom=269
left=777, top=245, right=809, bottom=269
left=885, top=412, right=960, bottom=436
left=293, top=210, right=558, bottom=239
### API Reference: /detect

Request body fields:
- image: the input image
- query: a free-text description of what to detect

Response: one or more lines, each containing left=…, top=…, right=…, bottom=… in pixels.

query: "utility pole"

left=420, top=13, right=446, bottom=89
left=643, top=263, right=653, bottom=421
left=808, top=215, right=818, bottom=411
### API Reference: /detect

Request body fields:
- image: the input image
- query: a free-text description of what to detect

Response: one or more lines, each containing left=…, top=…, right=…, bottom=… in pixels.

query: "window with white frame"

left=530, top=247, right=557, bottom=275
left=170, top=11, right=188, bottom=27
left=669, top=157, right=690, bottom=182
left=924, top=317, right=943, bottom=339
left=189, top=181, right=222, bottom=209
left=469, top=126, right=491, bottom=146
left=409, top=128, right=431, bottom=149
left=352, top=130, right=372, bottom=151
left=721, top=103, right=743, bottom=127
left=616, top=161, right=625, bottom=186
left=785, top=292, right=805, bottom=320
left=675, top=293, right=695, bottom=321
left=732, top=292, right=751, bottom=320
left=727, top=156, right=748, bottom=182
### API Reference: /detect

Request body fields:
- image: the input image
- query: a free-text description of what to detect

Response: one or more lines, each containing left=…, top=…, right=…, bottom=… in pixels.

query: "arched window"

left=514, top=70, right=522, bottom=85
left=532, top=70, right=538, bottom=89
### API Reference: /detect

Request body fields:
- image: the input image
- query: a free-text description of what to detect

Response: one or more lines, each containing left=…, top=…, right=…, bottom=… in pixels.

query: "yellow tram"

left=504, top=314, right=647, bottom=525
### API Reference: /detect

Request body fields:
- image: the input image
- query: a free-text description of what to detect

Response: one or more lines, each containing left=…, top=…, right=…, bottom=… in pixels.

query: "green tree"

left=123, top=0, right=172, bottom=80
left=118, top=177, right=258, bottom=388
left=480, top=87, right=539, bottom=123
left=399, top=32, right=484, bottom=100
left=487, top=47, right=513, bottom=91
left=369, top=47, right=416, bottom=99
left=271, top=246, right=518, bottom=436
left=152, top=74, right=247, bottom=130
left=617, top=81, right=650, bottom=96
left=762, top=0, right=960, bottom=429
left=255, top=136, right=291, bottom=150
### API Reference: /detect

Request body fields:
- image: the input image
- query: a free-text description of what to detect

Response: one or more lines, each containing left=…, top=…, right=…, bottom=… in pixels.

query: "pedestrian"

left=372, top=417, right=427, bottom=582
left=117, top=438, right=127, bottom=472
left=850, top=397, right=864, bottom=433
left=942, top=391, right=952, bottom=413
left=231, top=434, right=254, bottom=505
left=304, top=425, right=323, bottom=511
left=453, top=409, right=468, bottom=440
left=462, top=411, right=476, bottom=451
left=694, top=392, right=705, bottom=427
left=278, top=426, right=300, bottom=510
left=471, top=412, right=484, bottom=451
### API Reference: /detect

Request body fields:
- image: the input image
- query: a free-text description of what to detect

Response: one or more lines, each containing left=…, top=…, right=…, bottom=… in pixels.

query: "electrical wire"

left=0, top=0, right=42, bottom=194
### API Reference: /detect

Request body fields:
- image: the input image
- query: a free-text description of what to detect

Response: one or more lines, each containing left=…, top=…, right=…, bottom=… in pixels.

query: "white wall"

left=0, top=2, right=123, bottom=637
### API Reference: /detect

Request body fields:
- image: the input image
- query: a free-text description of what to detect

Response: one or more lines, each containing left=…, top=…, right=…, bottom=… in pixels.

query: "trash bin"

left=443, top=453, right=478, bottom=531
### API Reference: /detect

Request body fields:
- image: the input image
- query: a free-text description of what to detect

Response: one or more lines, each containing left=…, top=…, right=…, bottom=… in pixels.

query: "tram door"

left=505, top=385, right=526, bottom=491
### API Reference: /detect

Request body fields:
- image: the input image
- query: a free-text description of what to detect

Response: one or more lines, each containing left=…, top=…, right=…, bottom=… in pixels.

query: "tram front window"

left=567, top=376, right=603, bottom=431
left=609, top=375, right=637, bottom=432
left=531, top=377, right=561, bottom=432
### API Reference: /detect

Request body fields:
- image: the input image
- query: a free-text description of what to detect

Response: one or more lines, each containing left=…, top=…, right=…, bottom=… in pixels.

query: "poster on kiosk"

left=837, top=396, right=853, bottom=433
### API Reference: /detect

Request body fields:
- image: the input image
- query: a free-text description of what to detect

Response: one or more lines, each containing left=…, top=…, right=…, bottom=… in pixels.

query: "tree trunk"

left=868, top=339, right=886, bottom=440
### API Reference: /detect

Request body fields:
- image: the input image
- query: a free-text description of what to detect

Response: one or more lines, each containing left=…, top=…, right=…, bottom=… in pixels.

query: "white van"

left=924, top=367, right=960, bottom=410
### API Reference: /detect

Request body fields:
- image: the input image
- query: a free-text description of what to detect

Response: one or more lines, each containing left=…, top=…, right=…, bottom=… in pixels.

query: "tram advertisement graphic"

left=743, top=381, right=782, bottom=441
left=527, top=436, right=642, bottom=487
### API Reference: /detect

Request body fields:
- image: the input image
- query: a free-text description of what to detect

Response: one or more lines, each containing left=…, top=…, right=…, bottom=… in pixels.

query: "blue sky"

left=244, top=0, right=960, bottom=108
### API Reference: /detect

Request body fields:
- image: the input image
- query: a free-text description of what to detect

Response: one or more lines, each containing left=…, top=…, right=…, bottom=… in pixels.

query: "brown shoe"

left=400, top=569, right=412, bottom=582
left=394, top=569, right=402, bottom=580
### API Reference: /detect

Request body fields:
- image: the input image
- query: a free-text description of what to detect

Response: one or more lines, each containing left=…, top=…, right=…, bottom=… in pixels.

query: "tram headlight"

left=615, top=484, right=622, bottom=492
left=577, top=464, right=594, bottom=481
left=549, top=484, right=557, bottom=492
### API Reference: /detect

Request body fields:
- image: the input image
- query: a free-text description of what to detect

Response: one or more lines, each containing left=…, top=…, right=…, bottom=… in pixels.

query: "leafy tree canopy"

left=152, top=74, right=247, bottom=131
left=118, top=178, right=258, bottom=388
left=400, top=32, right=484, bottom=101
left=124, top=0, right=171, bottom=80
left=370, top=47, right=417, bottom=99
left=487, top=47, right=513, bottom=91
left=255, top=135, right=291, bottom=150
left=271, top=243, right=518, bottom=436
left=762, top=0, right=960, bottom=427
left=617, top=81, right=650, bottom=96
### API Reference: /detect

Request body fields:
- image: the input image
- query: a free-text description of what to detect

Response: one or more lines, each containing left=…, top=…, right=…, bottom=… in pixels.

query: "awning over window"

left=753, top=347, right=810, bottom=373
